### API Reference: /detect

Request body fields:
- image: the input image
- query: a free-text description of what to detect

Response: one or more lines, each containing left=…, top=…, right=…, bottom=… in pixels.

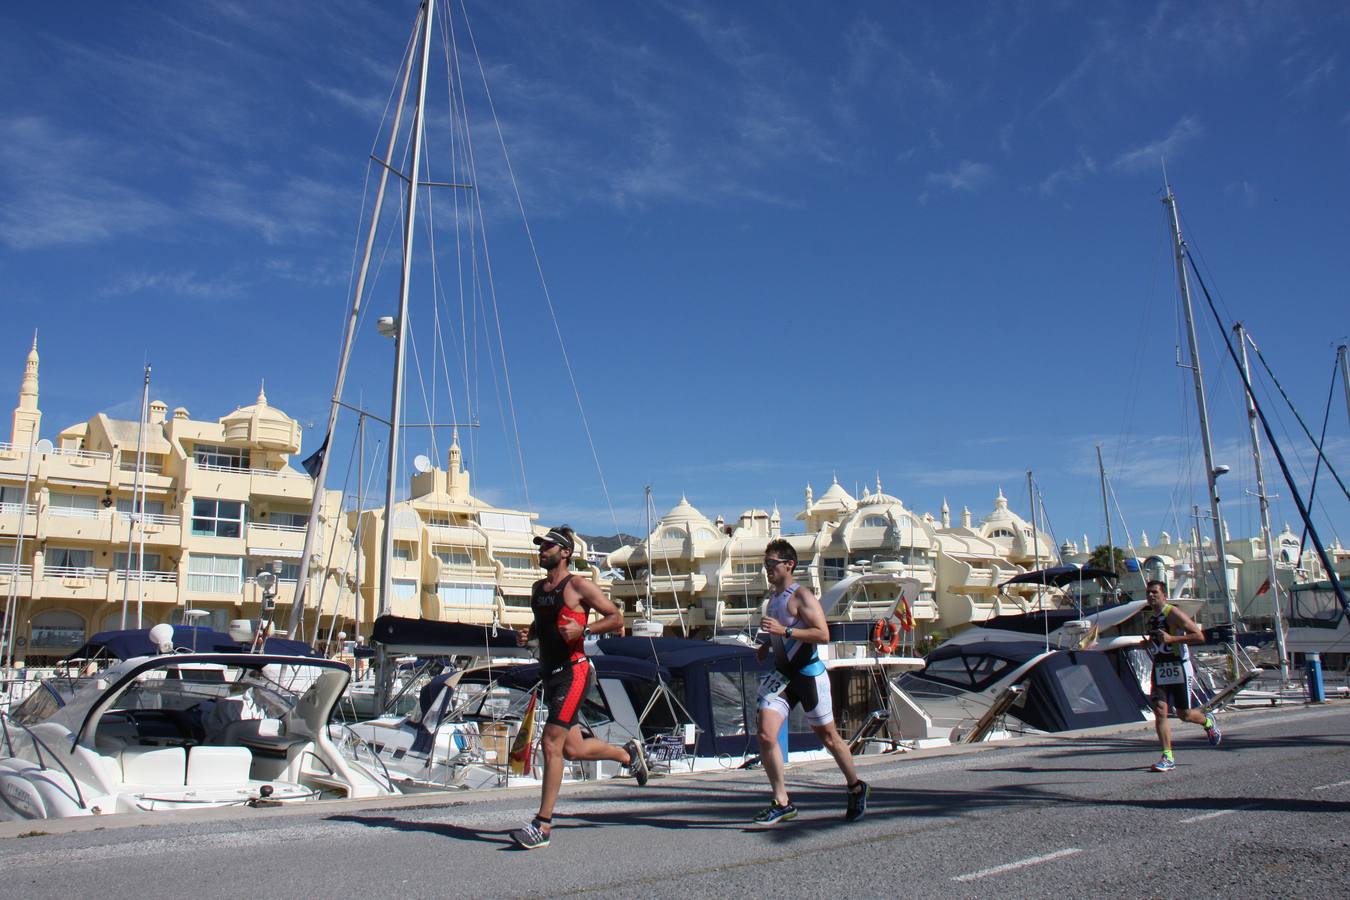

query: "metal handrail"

left=0, top=502, right=38, bottom=517
left=47, top=506, right=104, bottom=520
left=248, top=522, right=307, bottom=533
left=45, top=565, right=110, bottom=579
left=113, top=570, right=177, bottom=583
left=193, top=462, right=308, bottom=479
left=51, top=447, right=112, bottom=461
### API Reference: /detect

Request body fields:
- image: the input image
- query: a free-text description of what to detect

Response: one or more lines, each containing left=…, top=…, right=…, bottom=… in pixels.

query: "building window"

left=46, top=547, right=94, bottom=569
left=438, top=582, right=495, bottom=606
left=247, top=558, right=300, bottom=583
left=393, top=541, right=418, bottom=561
left=694, top=528, right=717, bottom=542
left=990, top=528, right=1015, bottom=539
left=479, top=512, right=532, bottom=533
left=187, top=554, right=243, bottom=594
left=426, top=513, right=451, bottom=527
left=661, top=527, right=686, bottom=541
left=860, top=515, right=888, bottom=528
left=391, top=578, right=419, bottom=602
left=499, top=555, right=538, bottom=571
left=266, top=510, right=308, bottom=529
left=48, top=492, right=99, bottom=516
left=117, top=497, right=167, bottom=517
left=733, top=562, right=761, bottom=575
left=30, top=610, right=86, bottom=650
left=114, top=552, right=163, bottom=572
left=194, top=444, right=250, bottom=470
left=192, top=499, right=244, bottom=538
left=433, top=546, right=473, bottom=566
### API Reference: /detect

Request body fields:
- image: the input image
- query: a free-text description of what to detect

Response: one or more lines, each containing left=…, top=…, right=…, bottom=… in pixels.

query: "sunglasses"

left=538, top=541, right=558, bottom=551
left=763, top=558, right=792, bottom=569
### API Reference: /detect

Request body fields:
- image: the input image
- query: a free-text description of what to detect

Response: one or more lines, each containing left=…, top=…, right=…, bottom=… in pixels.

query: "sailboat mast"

left=287, top=5, right=424, bottom=641
left=119, top=364, right=151, bottom=629
left=1164, top=186, right=1236, bottom=627
left=1096, top=445, right=1113, bottom=558
left=1236, top=323, right=1288, bottom=680
left=644, top=484, right=653, bottom=622
left=1339, top=343, right=1350, bottom=429
left=379, top=0, right=437, bottom=623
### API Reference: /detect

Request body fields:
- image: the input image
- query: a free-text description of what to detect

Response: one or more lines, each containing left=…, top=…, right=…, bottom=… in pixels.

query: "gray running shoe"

left=510, top=822, right=550, bottom=850
left=845, top=779, right=870, bottom=822
left=624, top=739, right=649, bottom=786
left=752, top=801, right=797, bottom=826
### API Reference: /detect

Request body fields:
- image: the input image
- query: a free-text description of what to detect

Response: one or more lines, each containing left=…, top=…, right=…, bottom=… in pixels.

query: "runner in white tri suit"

left=1142, top=579, right=1222, bottom=772
left=751, top=539, right=869, bottom=825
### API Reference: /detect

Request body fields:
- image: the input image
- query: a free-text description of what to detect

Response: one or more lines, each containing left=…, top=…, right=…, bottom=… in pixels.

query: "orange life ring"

left=897, top=597, right=915, bottom=633
left=872, top=617, right=901, bottom=654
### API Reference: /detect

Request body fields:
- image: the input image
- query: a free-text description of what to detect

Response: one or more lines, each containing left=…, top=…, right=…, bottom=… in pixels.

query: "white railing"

left=121, top=511, right=178, bottom=526
left=47, top=506, right=104, bottom=520
left=45, top=565, right=109, bottom=580
left=194, top=462, right=308, bottom=479
left=0, top=564, right=33, bottom=578
left=114, top=569, right=177, bottom=583
left=0, top=502, right=37, bottom=517
left=51, top=447, right=112, bottom=461
left=248, top=522, right=307, bottom=534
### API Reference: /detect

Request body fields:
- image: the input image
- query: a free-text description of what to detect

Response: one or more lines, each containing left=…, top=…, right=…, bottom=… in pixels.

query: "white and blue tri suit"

left=756, top=583, right=835, bottom=727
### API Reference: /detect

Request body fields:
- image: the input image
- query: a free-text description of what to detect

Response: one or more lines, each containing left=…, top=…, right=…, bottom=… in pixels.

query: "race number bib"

left=1154, top=661, right=1186, bottom=685
left=757, top=671, right=788, bottom=702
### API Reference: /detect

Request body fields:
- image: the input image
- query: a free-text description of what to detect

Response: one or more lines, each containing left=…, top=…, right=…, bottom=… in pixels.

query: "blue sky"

left=2, top=0, right=1347, bottom=552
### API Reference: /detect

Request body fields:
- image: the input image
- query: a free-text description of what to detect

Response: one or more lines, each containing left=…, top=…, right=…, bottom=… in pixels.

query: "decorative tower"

left=941, top=498, right=950, bottom=528
left=11, top=334, right=41, bottom=447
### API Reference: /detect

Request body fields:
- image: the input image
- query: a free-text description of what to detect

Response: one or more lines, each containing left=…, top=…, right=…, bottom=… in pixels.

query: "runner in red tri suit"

left=510, top=526, right=648, bottom=850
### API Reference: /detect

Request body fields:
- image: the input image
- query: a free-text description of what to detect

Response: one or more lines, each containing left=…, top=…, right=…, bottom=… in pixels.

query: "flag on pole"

left=509, top=692, right=537, bottom=775
left=1256, top=578, right=1271, bottom=596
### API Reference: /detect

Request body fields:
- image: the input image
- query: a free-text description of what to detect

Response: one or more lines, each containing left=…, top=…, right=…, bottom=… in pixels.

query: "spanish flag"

left=509, top=693, right=537, bottom=776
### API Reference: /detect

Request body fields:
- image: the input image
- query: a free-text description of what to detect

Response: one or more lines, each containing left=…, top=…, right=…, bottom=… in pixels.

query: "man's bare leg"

left=756, top=708, right=790, bottom=806
left=812, top=721, right=859, bottom=786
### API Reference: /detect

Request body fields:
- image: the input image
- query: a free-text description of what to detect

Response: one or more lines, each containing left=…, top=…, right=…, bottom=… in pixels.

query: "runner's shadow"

left=326, top=814, right=516, bottom=849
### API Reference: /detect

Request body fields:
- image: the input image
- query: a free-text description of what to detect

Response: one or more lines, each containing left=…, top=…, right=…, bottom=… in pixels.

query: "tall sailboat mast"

left=1164, top=185, right=1237, bottom=628
left=1096, top=445, right=1114, bottom=557
left=119, top=364, right=151, bottom=629
left=287, top=4, right=424, bottom=641
left=379, top=0, right=436, bottom=624
left=1235, top=323, right=1288, bottom=680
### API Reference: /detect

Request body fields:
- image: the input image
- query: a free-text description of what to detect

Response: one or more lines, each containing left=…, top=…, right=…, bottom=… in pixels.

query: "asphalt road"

left=2, top=703, right=1348, bottom=899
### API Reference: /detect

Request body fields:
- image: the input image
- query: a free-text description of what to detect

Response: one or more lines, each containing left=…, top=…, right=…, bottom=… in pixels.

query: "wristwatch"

left=785, top=627, right=793, bottom=639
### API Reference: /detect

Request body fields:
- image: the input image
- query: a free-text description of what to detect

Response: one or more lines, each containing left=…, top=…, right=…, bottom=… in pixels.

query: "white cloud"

left=925, top=160, right=993, bottom=193
left=0, top=117, right=173, bottom=250
left=1112, top=116, right=1204, bottom=173
left=1039, top=151, right=1098, bottom=196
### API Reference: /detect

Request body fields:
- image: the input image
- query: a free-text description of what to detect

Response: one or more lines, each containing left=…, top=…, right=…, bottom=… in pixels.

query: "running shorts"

left=543, top=658, right=594, bottom=728
left=1150, top=658, right=1199, bottom=713
left=756, top=667, right=834, bottom=727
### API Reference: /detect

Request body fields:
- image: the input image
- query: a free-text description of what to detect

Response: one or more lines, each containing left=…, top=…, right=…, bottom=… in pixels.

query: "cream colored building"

left=607, top=477, right=1057, bottom=640
left=0, top=344, right=579, bottom=664
left=345, top=430, right=592, bottom=629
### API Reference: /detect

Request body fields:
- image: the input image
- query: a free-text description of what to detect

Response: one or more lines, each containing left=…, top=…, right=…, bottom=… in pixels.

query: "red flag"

left=1255, top=579, right=1271, bottom=596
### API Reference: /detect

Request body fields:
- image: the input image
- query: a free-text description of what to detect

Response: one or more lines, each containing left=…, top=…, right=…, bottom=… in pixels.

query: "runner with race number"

left=1142, top=579, right=1222, bottom=772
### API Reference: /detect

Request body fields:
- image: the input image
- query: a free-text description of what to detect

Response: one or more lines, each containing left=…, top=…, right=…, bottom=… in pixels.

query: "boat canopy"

left=980, top=599, right=1143, bottom=636
left=64, top=627, right=317, bottom=662
left=370, top=615, right=532, bottom=657
left=596, top=637, right=824, bottom=757
left=1000, top=565, right=1118, bottom=588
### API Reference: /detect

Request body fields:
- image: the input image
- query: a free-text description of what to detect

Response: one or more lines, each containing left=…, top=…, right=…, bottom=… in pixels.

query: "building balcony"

left=45, top=447, right=115, bottom=483
left=42, top=507, right=115, bottom=543
left=112, top=570, right=181, bottom=605
left=0, top=502, right=38, bottom=539
left=189, top=461, right=312, bottom=501
left=111, top=512, right=182, bottom=546
left=246, top=521, right=309, bottom=557
left=41, top=565, right=112, bottom=600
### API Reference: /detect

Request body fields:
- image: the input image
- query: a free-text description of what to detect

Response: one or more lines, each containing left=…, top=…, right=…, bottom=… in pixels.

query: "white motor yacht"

left=0, top=650, right=396, bottom=820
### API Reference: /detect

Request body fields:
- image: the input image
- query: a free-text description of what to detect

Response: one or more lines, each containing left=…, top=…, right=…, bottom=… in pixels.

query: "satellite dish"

left=413, top=454, right=432, bottom=474
left=34, top=439, right=54, bottom=454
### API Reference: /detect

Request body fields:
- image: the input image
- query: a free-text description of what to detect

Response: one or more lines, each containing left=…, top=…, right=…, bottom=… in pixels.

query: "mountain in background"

left=581, top=533, right=641, bottom=553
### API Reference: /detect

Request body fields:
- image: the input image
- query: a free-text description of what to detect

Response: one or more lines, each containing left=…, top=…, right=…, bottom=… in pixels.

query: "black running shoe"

left=845, top=780, right=870, bottom=822
left=624, top=739, right=649, bottom=787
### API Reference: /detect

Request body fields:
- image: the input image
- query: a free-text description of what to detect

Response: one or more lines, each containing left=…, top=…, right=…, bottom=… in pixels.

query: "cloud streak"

left=1112, top=116, right=1203, bottom=173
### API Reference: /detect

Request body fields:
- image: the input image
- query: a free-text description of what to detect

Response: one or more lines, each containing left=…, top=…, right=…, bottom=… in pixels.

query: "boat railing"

left=0, top=713, right=87, bottom=810
left=333, top=724, right=397, bottom=793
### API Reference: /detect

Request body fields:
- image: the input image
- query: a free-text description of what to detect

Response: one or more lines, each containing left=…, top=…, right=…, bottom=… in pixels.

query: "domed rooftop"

left=220, top=384, right=301, bottom=453
left=660, top=495, right=715, bottom=529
